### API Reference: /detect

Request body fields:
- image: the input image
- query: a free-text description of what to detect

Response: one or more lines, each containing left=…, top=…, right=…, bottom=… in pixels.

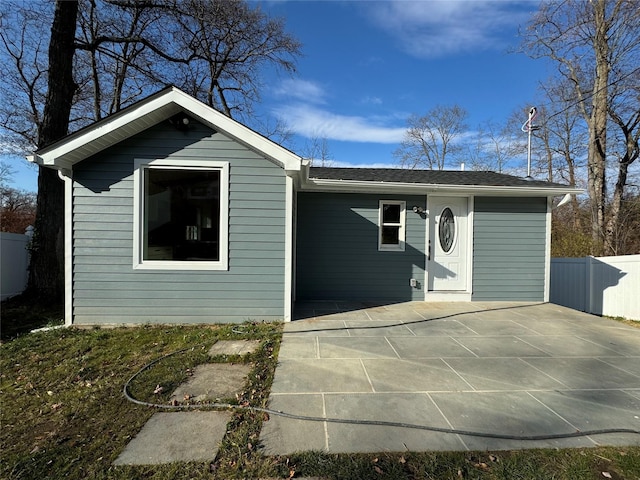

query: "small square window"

left=379, top=201, right=405, bottom=251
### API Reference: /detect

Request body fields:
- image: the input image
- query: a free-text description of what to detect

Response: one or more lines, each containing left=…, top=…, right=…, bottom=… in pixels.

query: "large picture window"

left=134, top=159, right=229, bottom=270
left=378, top=200, right=405, bottom=251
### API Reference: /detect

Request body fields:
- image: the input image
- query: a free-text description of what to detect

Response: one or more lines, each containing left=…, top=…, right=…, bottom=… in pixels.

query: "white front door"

left=427, top=196, right=469, bottom=292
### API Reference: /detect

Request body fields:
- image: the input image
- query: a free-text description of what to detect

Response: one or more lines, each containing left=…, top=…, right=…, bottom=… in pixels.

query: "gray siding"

left=296, top=192, right=426, bottom=301
left=472, top=197, right=547, bottom=301
left=72, top=120, right=286, bottom=324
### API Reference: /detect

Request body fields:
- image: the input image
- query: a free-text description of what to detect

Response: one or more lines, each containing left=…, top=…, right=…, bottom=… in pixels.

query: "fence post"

left=586, top=255, right=594, bottom=314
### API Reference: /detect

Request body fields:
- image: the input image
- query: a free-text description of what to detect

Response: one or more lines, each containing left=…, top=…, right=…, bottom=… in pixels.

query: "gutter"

left=301, top=177, right=583, bottom=197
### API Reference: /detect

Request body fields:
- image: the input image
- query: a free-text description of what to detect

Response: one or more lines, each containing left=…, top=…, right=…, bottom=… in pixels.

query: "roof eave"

left=31, top=87, right=302, bottom=172
left=302, top=178, right=583, bottom=196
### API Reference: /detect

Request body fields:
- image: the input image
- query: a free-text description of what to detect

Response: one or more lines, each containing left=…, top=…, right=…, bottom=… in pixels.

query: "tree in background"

left=394, top=105, right=468, bottom=170
left=302, top=134, right=334, bottom=167
left=1, top=188, right=37, bottom=234
left=0, top=0, right=301, bottom=302
left=0, top=161, right=36, bottom=234
left=522, top=0, right=640, bottom=255
left=466, top=119, right=525, bottom=174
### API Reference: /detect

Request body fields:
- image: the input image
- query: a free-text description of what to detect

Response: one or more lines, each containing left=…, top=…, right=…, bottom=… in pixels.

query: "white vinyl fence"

left=1, top=228, right=32, bottom=301
left=550, top=254, right=640, bottom=321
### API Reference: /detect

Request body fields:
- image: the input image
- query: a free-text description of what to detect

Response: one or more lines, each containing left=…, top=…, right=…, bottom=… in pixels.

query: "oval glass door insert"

left=438, top=207, right=455, bottom=252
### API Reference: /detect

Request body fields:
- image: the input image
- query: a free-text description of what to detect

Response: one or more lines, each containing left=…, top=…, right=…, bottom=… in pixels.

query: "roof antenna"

left=521, top=106, right=540, bottom=179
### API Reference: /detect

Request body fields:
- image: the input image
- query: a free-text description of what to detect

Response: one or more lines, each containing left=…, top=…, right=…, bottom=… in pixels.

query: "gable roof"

left=27, top=86, right=303, bottom=173
left=304, top=167, right=581, bottom=196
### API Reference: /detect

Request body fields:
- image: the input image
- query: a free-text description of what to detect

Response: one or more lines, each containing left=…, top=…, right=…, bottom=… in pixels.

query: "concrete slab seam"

left=411, top=309, right=427, bottom=321
left=322, top=393, right=329, bottom=451
left=450, top=337, right=480, bottom=358
left=597, top=358, right=640, bottom=378
left=384, top=337, right=402, bottom=359
left=440, top=358, right=477, bottom=391
left=578, top=336, right=629, bottom=355
left=515, top=336, right=555, bottom=357
left=425, top=392, right=470, bottom=451
left=519, top=358, right=573, bottom=389
left=360, top=358, right=376, bottom=393
left=526, top=391, right=593, bottom=442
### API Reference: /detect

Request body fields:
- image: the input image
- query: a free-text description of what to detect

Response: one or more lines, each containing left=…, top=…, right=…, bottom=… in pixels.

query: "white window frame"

left=378, top=200, right=406, bottom=252
left=133, top=158, right=229, bottom=270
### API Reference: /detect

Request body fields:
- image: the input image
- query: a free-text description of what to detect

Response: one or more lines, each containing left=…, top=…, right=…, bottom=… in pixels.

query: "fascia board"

left=33, top=95, right=182, bottom=168
left=302, top=178, right=583, bottom=196
left=31, top=87, right=302, bottom=172
left=171, top=89, right=302, bottom=171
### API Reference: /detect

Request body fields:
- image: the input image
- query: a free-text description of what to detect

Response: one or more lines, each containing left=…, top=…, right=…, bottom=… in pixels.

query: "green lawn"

left=1, top=300, right=639, bottom=479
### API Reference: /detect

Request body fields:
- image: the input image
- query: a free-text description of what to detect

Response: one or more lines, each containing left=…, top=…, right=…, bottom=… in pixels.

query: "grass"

left=0, top=292, right=63, bottom=341
left=1, top=299, right=639, bottom=479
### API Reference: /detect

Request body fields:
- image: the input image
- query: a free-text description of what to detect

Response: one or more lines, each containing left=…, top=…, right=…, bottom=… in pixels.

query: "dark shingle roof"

left=309, top=167, right=569, bottom=189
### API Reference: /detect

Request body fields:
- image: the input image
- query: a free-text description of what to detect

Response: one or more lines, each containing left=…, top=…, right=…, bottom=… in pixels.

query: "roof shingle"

left=309, top=167, right=570, bottom=189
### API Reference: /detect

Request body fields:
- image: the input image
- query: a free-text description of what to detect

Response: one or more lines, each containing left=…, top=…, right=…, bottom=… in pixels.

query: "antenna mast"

left=521, top=106, right=539, bottom=178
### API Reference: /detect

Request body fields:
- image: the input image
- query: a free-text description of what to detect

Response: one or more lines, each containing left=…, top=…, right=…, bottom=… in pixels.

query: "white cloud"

left=272, top=103, right=406, bottom=143
left=330, top=160, right=401, bottom=169
left=360, top=95, right=383, bottom=105
left=363, top=0, right=530, bottom=58
left=273, top=78, right=326, bottom=103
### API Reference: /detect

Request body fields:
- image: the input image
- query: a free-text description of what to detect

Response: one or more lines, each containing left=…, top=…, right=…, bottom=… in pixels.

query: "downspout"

left=27, top=155, right=74, bottom=326
left=283, top=169, right=303, bottom=322
left=544, top=197, right=553, bottom=303
left=57, top=168, right=74, bottom=326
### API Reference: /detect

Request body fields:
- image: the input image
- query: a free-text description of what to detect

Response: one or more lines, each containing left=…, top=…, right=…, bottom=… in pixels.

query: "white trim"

left=63, top=171, right=73, bottom=326
left=132, top=158, right=229, bottom=271
left=544, top=197, right=552, bottom=302
left=378, top=200, right=406, bottom=252
left=426, top=195, right=471, bottom=296
left=284, top=175, right=294, bottom=322
left=425, top=292, right=472, bottom=301
left=302, top=178, right=581, bottom=197
left=32, top=87, right=302, bottom=173
left=466, top=196, right=475, bottom=298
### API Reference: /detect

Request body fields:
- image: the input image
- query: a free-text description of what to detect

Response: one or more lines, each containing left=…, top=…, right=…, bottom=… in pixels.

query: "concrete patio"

left=259, top=302, right=640, bottom=454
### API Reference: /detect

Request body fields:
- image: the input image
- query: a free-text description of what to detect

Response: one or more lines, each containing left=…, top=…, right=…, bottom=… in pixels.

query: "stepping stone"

left=113, top=411, right=230, bottom=465
left=170, top=363, right=252, bottom=402
left=208, top=340, right=262, bottom=356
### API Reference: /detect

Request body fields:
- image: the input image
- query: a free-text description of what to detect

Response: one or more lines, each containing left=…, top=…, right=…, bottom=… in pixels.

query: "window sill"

left=133, top=260, right=229, bottom=271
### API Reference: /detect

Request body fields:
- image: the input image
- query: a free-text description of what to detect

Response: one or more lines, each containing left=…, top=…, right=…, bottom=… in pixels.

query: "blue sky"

left=256, top=0, right=550, bottom=166
left=6, top=0, right=550, bottom=192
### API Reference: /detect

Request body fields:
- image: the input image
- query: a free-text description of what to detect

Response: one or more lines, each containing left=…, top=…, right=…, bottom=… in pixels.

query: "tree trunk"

left=27, top=0, right=78, bottom=302
left=587, top=0, right=610, bottom=256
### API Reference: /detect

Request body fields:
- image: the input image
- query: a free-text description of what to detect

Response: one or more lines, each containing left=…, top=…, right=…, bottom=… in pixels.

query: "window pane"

left=382, top=204, right=401, bottom=223
left=144, top=169, right=220, bottom=261
left=438, top=207, right=455, bottom=253
left=381, top=226, right=400, bottom=245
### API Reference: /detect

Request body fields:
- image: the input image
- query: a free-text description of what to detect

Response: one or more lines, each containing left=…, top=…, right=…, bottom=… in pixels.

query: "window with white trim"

left=378, top=200, right=405, bottom=251
left=133, top=159, right=229, bottom=270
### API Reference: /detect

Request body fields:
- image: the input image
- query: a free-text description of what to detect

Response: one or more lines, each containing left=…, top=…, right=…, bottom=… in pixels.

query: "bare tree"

left=24, top=0, right=79, bottom=301
left=394, top=105, right=468, bottom=170
left=522, top=0, right=640, bottom=255
left=302, top=134, right=334, bottom=167
left=535, top=79, right=589, bottom=230
left=467, top=120, right=522, bottom=174
left=1, top=186, right=37, bottom=234
left=0, top=0, right=301, bottom=302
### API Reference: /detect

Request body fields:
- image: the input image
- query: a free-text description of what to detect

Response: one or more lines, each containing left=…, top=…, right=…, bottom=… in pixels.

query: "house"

left=28, top=87, right=580, bottom=325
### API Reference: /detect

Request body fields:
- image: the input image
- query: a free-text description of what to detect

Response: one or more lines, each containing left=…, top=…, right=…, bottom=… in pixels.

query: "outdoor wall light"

left=170, top=113, right=191, bottom=131
left=412, top=206, right=425, bottom=214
